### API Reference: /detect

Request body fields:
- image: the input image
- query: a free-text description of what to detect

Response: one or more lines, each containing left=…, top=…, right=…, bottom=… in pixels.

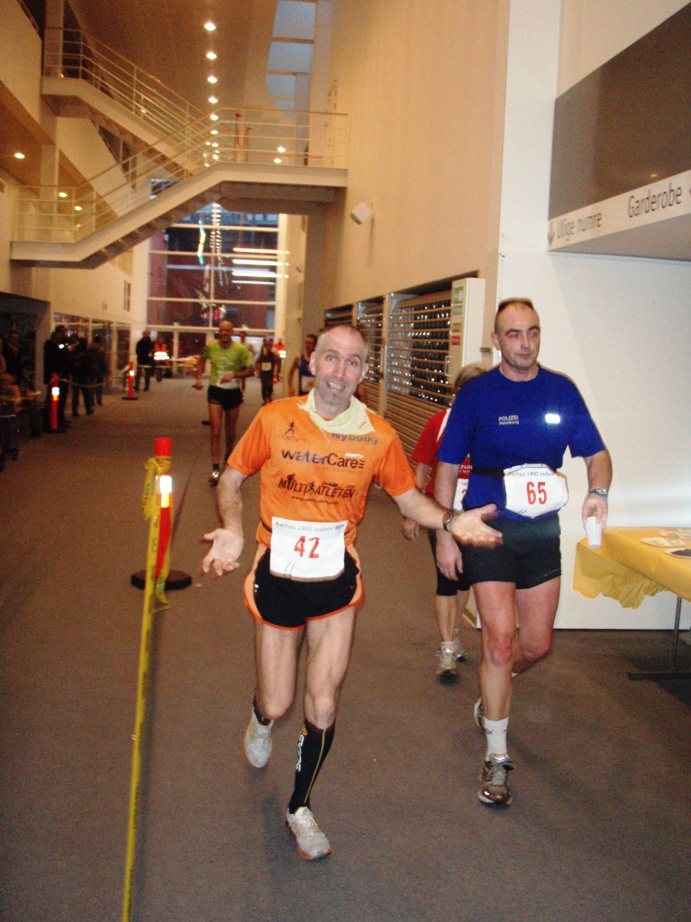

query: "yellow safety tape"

left=122, top=466, right=171, bottom=922
left=141, top=456, right=171, bottom=520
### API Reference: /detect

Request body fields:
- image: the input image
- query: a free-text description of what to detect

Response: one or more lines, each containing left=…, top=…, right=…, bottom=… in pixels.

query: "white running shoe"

left=286, top=807, right=332, bottom=860
left=244, top=711, right=273, bottom=768
left=436, top=647, right=458, bottom=679
left=478, top=753, right=513, bottom=806
left=452, top=629, right=467, bottom=661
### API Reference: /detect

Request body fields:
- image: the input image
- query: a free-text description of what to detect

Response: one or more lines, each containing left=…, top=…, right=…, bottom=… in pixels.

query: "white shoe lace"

left=488, top=762, right=508, bottom=786
left=291, top=809, right=320, bottom=837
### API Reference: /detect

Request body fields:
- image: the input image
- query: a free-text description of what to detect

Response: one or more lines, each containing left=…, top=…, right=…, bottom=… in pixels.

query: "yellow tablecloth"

left=573, top=527, right=691, bottom=609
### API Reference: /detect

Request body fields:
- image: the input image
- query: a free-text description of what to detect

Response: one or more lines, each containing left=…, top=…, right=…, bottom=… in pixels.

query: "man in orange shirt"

left=201, top=325, right=501, bottom=860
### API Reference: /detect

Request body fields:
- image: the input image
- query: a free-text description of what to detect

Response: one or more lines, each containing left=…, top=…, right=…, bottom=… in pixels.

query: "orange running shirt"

left=229, top=396, right=415, bottom=547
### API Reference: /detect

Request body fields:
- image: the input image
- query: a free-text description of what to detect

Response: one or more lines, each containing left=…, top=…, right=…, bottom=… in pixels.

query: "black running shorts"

left=244, top=546, right=363, bottom=630
left=462, top=515, right=561, bottom=589
left=207, top=384, right=243, bottom=411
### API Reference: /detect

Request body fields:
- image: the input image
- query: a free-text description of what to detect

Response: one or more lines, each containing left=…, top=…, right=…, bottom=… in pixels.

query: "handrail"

left=43, top=27, right=204, bottom=139
left=14, top=106, right=348, bottom=244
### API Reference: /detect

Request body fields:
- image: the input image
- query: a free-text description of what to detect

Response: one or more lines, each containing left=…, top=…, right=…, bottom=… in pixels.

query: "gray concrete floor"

left=1, top=377, right=689, bottom=922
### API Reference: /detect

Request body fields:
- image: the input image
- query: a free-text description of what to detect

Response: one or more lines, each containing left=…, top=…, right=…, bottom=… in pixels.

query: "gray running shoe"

left=286, top=807, right=332, bottom=860
left=452, top=629, right=467, bottom=661
left=244, top=711, right=273, bottom=768
left=478, top=754, right=513, bottom=806
left=436, top=647, right=458, bottom=679
left=473, top=696, right=485, bottom=730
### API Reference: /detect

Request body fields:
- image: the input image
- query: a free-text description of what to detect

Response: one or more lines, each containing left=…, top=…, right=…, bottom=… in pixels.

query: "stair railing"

left=43, top=28, right=204, bottom=138
left=14, top=107, right=348, bottom=244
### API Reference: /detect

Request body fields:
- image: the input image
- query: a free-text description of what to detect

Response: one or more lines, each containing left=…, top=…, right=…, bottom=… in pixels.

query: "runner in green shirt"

left=195, top=320, right=254, bottom=485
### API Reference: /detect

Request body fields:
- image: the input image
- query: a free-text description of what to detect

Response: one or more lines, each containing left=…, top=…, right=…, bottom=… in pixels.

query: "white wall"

left=322, top=0, right=509, bottom=307
left=498, top=0, right=691, bottom=629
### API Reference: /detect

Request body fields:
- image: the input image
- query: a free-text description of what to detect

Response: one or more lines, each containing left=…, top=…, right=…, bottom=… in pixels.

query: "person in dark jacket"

left=69, top=336, right=94, bottom=417
left=135, top=331, right=155, bottom=391
left=88, top=335, right=108, bottom=405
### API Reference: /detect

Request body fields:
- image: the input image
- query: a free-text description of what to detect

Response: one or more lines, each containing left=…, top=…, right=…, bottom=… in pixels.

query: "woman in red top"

left=402, top=364, right=485, bottom=679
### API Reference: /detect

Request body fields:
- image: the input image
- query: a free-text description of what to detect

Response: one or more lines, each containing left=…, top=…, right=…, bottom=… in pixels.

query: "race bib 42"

left=270, top=517, right=348, bottom=580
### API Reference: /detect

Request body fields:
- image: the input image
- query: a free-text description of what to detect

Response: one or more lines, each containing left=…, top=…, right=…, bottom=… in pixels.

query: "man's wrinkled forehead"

left=317, top=329, right=367, bottom=362
left=495, top=302, right=540, bottom=334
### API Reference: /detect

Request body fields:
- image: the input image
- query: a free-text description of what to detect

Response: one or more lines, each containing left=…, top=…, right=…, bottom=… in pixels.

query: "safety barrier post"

left=123, top=361, right=138, bottom=401
left=122, top=437, right=174, bottom=922
left=44, top=372, right=65, bottom=434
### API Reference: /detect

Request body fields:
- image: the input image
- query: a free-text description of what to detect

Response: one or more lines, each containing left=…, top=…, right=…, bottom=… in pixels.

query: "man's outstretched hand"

left=201, top=528, right=244, bottom=577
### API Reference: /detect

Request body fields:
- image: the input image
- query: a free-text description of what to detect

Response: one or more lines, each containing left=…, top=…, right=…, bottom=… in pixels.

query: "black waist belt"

left=472, top=465, right=504, bottom=479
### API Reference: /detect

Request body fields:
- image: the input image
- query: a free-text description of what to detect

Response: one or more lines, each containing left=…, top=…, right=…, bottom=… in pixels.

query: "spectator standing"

left=88, top=335, right=108, bottom=405
left=154, top=337, right=169, bottom=382
left=0, top=371, right=21, bottom=463
left=69, top=336, right=94, bottom=417
left=2, top=330, right=23, bottom=388
left=135, top=331, right=155, bottom=391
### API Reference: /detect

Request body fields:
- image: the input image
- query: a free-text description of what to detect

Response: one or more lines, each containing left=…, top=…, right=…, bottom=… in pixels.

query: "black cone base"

left=130, top=569, right=192, bottom=590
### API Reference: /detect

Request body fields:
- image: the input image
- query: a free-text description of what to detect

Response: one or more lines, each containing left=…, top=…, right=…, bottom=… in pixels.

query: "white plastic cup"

left=586, top=516, right=603, bottom=549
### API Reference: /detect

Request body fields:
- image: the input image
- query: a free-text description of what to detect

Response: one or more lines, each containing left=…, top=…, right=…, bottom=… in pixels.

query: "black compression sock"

left=287, top=720, right=335, bottom=814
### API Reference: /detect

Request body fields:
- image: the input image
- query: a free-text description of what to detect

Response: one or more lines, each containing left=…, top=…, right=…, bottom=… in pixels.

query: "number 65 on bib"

left=503, top=464, right=568, bottom=518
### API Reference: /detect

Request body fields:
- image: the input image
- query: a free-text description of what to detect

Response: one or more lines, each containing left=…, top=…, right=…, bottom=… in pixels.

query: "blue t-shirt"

left=438, top=366, right=605, bottom=521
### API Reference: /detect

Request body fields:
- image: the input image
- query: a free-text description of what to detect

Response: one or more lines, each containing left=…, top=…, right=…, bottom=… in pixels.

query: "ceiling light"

left=208, top=95, right=218, bottom=104
left=211, top=142, right=218, bottom=148
left=206, top=51, right=217, bottom=60
left=204, top=21, right=216, bottom=32
left=277, top=146, right=286, bottom=153
left=14, top=152, right=25, bottom=160
left=207, top=75, right=217, bottom=84
left=74, top=205, right=83, bottom=212
left=58, top=191, right=67, bottom=198
left=210, top=113, right=219, bottom=121
left=210, top=129, right=218, bottom=135
left=274, top=158, right=282, bottom=164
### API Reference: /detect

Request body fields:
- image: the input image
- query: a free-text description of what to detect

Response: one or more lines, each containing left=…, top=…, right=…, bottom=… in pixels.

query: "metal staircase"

left=12, top=30, right=348, bottom=268
left=41, top=29, right=205, bottom=155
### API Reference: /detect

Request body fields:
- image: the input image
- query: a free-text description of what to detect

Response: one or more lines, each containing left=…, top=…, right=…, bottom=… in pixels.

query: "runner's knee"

left=483, top=631, right=515, bottom=668
left=304, top=689, right=339, bottom=728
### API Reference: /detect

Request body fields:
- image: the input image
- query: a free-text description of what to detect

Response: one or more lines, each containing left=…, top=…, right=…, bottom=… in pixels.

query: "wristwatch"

left=589, top=488, right=608, bottom=498
left=442, top=510, right=458, bottom=533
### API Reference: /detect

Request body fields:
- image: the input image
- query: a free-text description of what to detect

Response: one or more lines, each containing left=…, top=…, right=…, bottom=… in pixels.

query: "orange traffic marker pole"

left=50, top=373, right=60, bottom=430
left=44, top=373, right=66, bottom=433
left=123, top=361, right=138, bottom=401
